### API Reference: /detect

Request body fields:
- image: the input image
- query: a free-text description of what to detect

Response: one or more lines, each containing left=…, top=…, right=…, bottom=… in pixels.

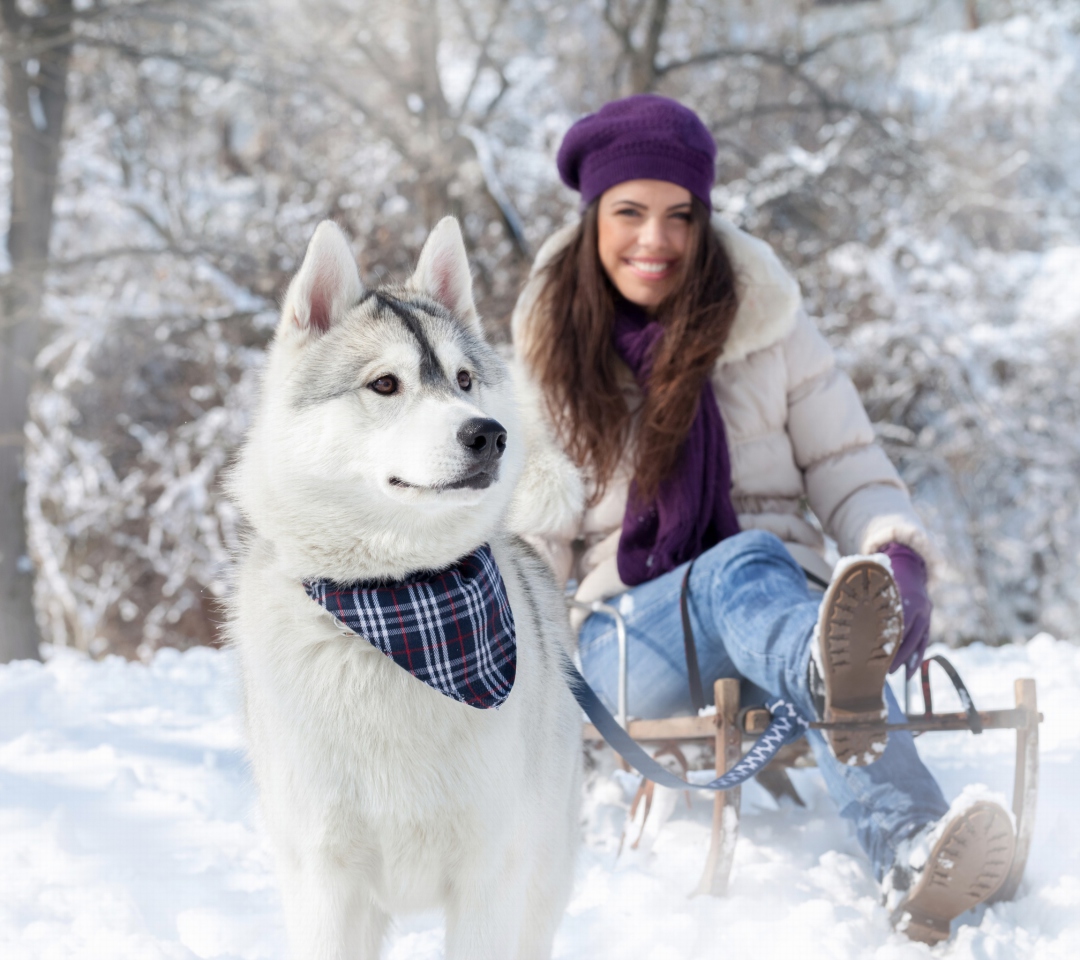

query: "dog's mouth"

left=389, top=466, right=497, bottom=493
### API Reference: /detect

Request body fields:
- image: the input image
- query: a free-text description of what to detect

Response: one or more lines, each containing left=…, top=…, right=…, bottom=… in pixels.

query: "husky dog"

left=228, top=218, right=583, bottom=960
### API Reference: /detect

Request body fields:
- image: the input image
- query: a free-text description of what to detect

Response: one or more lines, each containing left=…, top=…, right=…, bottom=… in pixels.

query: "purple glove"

left=879, top=542, right=932, bottom=678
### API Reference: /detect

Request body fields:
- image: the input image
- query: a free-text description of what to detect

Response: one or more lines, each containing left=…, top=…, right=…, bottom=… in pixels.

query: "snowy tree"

left=2, top=0, right=1078, bottom=658
left=1, top=0, right=74, bottom=661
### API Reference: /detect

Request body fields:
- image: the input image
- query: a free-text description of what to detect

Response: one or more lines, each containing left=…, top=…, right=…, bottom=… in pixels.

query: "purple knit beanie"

left=557, top=95, right=716, bottom=208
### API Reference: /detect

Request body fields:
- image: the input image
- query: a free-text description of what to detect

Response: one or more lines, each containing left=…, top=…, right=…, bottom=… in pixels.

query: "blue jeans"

left=578, top=529, right=948, bottom=881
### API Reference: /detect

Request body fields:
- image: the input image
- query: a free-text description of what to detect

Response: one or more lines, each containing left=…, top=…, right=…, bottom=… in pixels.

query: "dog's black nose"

left=457, top=417, right=507, bottom=462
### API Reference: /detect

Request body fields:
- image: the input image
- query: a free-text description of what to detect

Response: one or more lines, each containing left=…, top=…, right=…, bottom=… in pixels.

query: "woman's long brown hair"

left=525, top=198, right=739, bottom=504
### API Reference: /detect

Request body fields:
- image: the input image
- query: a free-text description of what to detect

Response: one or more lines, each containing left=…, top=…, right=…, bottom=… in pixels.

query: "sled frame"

left=578, top=601, right=1042, bottom=898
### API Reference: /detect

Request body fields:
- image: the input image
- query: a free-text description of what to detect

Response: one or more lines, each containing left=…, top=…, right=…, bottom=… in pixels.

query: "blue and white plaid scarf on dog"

left=303, top=544, right=516, bottom=710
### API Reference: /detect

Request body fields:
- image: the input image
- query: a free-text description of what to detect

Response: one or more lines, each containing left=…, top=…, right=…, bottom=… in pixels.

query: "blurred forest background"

left=1, top=0, right=1077, bottom=662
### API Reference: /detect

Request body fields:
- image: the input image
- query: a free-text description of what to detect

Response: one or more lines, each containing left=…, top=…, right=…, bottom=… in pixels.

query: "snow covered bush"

left=691, top=1, right=1080, bottom=643
left=815, top=5, right=1080, bottom=643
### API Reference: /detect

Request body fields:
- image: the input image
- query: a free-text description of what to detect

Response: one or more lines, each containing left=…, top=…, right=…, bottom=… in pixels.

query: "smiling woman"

left=596, top=180, right=692, bottom=308
left=527, top=195, right=738, bottom=508
left=511, top=94, right=1015, bottom=944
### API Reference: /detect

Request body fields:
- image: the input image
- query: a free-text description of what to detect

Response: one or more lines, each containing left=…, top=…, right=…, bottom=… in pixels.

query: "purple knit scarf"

left=613, top=300, right=740, bottom=586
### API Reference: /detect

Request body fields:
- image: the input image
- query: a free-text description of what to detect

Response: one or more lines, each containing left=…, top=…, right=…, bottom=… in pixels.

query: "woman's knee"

left=698, top=529, right=800, bottom=577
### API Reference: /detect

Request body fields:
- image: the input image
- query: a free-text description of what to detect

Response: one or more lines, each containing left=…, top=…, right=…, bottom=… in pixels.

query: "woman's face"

left=596, top=179, right=693, bottom=310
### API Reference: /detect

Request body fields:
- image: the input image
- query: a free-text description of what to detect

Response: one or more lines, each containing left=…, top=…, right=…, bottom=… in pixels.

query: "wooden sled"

left=578, top=599, right=1042, bottom=899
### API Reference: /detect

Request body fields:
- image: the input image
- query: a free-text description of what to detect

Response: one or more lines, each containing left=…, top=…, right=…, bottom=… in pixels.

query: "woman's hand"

left=879, top=542, right=932, bottom=678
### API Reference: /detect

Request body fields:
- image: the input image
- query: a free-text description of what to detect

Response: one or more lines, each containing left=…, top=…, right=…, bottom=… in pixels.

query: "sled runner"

left=575, top=600, right=1042, bottom=901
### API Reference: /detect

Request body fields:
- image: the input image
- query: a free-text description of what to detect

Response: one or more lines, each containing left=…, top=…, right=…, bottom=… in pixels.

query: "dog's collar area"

left=303, top=544, right=516, bottom=709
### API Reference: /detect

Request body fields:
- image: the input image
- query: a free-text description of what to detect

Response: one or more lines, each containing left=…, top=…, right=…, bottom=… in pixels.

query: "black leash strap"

left=568, top=659, right=808, bottom=792
left=920, top=654, right=983, bottom=733
left=677, top=556, right=825, bottom=712
left=679, top=560, right=707, bottom=713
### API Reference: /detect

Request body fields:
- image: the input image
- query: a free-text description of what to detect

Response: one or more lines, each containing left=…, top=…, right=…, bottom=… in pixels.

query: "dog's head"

left=231, top=218, right=524, bottom=580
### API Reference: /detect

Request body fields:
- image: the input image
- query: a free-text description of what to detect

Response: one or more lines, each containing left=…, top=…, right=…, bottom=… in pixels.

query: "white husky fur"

left=228, top=218, right=583, bottom=960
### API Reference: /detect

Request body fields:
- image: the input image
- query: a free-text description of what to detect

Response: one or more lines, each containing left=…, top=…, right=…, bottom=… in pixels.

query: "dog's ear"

left=411, top=217, right=480, bottom=332
left=281, top=221, right=363, bottom=339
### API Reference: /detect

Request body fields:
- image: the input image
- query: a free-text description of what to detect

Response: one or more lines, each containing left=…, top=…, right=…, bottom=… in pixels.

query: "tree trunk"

left=627, top=0, right=668, bottom=95
left=0, top=0, right=74, bottom=662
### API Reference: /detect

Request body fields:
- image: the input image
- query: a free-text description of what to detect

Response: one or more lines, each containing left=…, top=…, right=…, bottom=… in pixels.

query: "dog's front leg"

left=279, top=855, right=388, bottom=960
left=444, top=867, right=528, bottom=960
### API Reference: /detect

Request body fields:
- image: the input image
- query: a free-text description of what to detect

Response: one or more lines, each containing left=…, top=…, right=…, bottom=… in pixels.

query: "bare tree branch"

left=317, top=73, right=416, bottom=161
left=655, top=10, right=924, bottom=77
left=461, top=125, right=529, bottom=258
left=633, top=0, right=667, bottom=92
left=779, top=59, right=891, bottom=135
left=602, top=0, right=633, bottom=56
left=711, top=101, right=817, bottom=131
left=602, top=0, right=671, bottom=93
left=479, top=66, right=509, bottom=122
left=451, top=0, right=509, bottom=121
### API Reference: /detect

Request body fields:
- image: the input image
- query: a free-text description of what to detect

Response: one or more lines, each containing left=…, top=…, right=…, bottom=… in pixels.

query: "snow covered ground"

left=0, top=636, right=1077, bottom=960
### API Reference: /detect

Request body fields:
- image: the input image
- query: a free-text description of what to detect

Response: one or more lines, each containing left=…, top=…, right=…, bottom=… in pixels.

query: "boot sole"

left=892, top=801, right=1016, bottom=944
left=819, top=560, right=901, bottom=766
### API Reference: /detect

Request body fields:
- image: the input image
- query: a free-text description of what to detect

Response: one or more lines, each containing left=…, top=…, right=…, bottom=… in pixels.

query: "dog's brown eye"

left=370, top=375, right=398, bottom=395
left=457, top=370, right=472, bottom=391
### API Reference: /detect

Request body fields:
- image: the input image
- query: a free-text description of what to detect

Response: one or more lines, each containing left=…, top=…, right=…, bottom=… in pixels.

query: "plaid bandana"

left=303, top=544, right=516, bottom=709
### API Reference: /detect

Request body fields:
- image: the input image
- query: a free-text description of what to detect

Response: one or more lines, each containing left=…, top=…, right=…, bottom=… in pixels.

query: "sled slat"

left=807, top=707, right=1034, bottom=734
left=583, top=707, right=1037, bottom=749
left=696, top=679, right=741, bottom=897
left=741, top=706, right=1036, bottom=736
left=993, top=678, right=1039, bottom=902
left=583, top=714, right=717, bottom=743
left=583, top=707, right=1037, bottom=744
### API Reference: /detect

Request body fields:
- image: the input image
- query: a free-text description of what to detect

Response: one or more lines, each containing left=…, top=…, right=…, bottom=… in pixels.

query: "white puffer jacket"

left=508, top=218, right=934, bottom=621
